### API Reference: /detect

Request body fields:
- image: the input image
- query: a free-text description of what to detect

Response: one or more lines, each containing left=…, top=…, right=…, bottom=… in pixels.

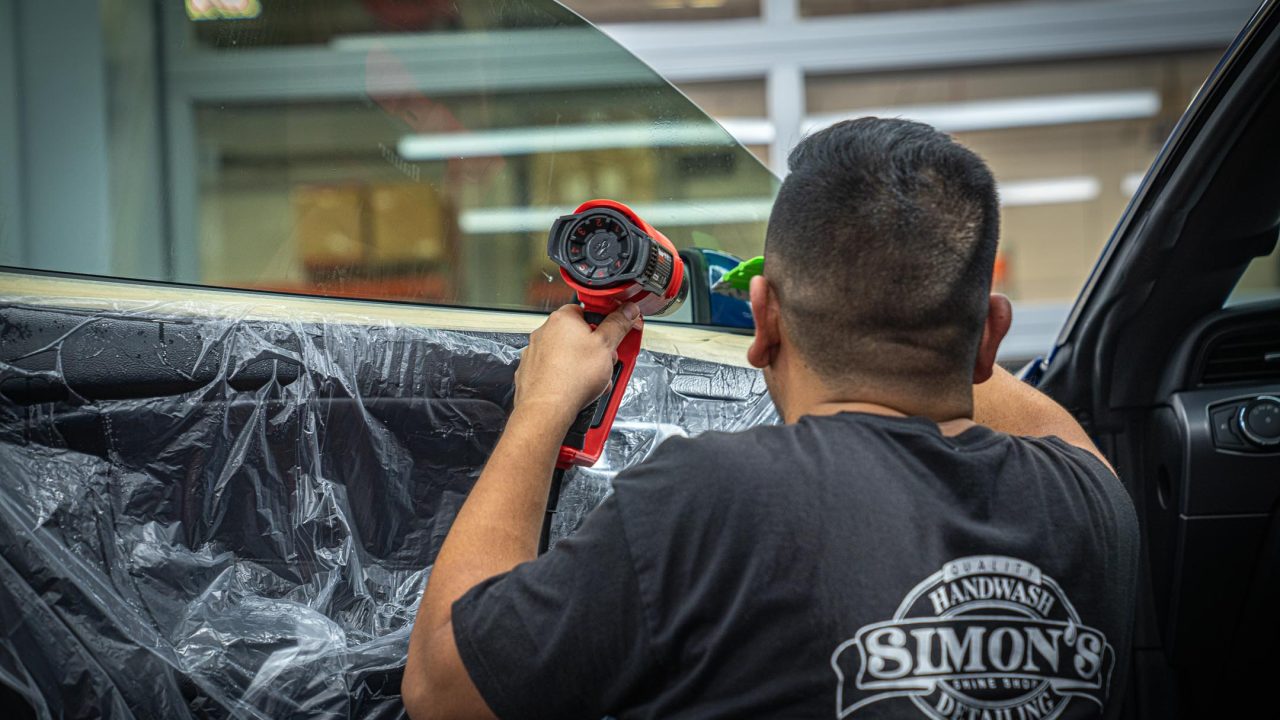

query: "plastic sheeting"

left=0, top=298, right=777, bottom=719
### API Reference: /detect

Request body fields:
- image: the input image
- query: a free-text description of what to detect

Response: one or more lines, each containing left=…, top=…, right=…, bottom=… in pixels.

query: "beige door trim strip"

left=0, top=272, right=755, bottom=368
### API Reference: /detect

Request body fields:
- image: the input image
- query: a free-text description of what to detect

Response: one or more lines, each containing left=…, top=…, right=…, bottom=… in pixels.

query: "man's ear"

left=747, top=274, right=781, bottom=370
left=973, top=293, right=1013, bottom=384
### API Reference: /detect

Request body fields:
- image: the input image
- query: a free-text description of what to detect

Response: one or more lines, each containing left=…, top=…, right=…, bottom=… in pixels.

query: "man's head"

left=747, top=117, right=1011, bottom=417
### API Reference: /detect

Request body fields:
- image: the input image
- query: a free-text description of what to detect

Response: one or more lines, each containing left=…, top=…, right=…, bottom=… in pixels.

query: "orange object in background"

left=992, top=249, right=1011, bottom=296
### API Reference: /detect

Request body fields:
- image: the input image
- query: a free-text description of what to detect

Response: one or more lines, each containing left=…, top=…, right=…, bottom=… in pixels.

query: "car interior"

left=1037, top=3, right=1280, bottom=715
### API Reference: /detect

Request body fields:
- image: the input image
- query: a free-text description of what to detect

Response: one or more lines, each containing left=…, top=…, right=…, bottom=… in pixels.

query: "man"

left=402, top=118, right=1140, bottom=719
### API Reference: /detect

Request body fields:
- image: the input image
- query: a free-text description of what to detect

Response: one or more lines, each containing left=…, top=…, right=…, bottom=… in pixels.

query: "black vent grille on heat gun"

left=642, top=246, right=672, bottom=294
left=1198, top=323, right=1280, bottom=385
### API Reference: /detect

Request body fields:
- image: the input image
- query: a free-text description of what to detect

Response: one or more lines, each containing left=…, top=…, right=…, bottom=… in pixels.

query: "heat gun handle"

left=543, top=313, right=638, bottom=553
left=561, top=312, right=613, bottom=457
left=561, top=361, right=622, bottom=451
left=560, top=312, right=610, bottom=451
left=554, top=316, right=641, bottom=470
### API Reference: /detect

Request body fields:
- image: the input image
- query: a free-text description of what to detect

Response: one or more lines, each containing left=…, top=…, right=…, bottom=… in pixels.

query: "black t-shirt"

left=452, top=413, right=1140, bottom=719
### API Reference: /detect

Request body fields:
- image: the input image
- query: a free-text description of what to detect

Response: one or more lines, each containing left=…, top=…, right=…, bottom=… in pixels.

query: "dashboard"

left=1143, top=302, right=1280, bottom=670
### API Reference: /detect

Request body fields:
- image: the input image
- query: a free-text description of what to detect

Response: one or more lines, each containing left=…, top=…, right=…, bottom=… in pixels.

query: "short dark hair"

left=765, top=117, right=999, bottom=389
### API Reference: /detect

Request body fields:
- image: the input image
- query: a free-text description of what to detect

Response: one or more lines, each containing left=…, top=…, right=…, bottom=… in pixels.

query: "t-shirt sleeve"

left=1040, top=435, right=1120, bottom=482
left=450, top=493, right=655, bottom=720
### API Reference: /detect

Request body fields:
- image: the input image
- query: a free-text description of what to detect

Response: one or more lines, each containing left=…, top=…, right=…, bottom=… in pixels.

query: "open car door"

left=0, top=2, right=777, bottom=717
left=1035, top=0, right=1280, bottom=716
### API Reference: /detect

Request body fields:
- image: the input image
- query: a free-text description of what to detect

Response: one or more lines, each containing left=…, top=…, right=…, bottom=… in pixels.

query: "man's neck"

left=764, top=346, right=976, bottom=434
left=772, top=359, right=976, bottom=436
left=798, top=399, right=976, bottom=437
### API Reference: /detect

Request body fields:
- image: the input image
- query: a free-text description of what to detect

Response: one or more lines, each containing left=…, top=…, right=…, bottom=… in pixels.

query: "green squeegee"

left=709, top=255, right=763, bottom=302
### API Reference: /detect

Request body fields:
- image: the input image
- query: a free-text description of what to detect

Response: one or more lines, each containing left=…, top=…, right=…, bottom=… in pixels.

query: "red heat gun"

left=538, top=199, right=686, bottom=550
left=545, top=199, right=687, bottom=468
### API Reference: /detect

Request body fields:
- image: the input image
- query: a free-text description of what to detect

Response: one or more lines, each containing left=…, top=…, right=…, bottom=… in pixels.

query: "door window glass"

left=0, top=1, right=775, bottom=319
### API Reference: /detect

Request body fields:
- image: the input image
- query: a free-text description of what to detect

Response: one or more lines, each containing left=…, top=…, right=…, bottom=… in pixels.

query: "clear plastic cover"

left=0, top=296, right=776, bottom=718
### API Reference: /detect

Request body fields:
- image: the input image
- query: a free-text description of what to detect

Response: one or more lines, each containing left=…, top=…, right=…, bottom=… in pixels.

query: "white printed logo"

left=831, top=556, right=1113, bottom=719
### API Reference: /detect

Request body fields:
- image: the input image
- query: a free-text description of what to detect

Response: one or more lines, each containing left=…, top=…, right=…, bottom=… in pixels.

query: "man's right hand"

left=513, top=303, right=640, bottom=429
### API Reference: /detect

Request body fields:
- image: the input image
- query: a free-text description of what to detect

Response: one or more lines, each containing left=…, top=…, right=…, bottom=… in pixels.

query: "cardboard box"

left=369, top=183, right=448, bottom=264
left=294, top=185, right=365, bottom=268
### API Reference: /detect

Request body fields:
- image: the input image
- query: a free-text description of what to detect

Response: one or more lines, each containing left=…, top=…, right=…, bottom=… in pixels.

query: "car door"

left=1034, top=0, right=1280, bottom=716
left=0, top=2, right=778, bottom=717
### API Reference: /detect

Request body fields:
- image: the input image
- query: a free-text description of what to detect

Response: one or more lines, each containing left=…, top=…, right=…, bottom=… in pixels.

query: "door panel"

left=0, top=284, right=776, bottom=718
left=1036, top=2, right=1280, bottom=715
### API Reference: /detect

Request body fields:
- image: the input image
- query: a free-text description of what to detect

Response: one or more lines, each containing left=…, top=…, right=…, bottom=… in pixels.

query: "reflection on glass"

left=189, top=2, right=775, bottom=314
